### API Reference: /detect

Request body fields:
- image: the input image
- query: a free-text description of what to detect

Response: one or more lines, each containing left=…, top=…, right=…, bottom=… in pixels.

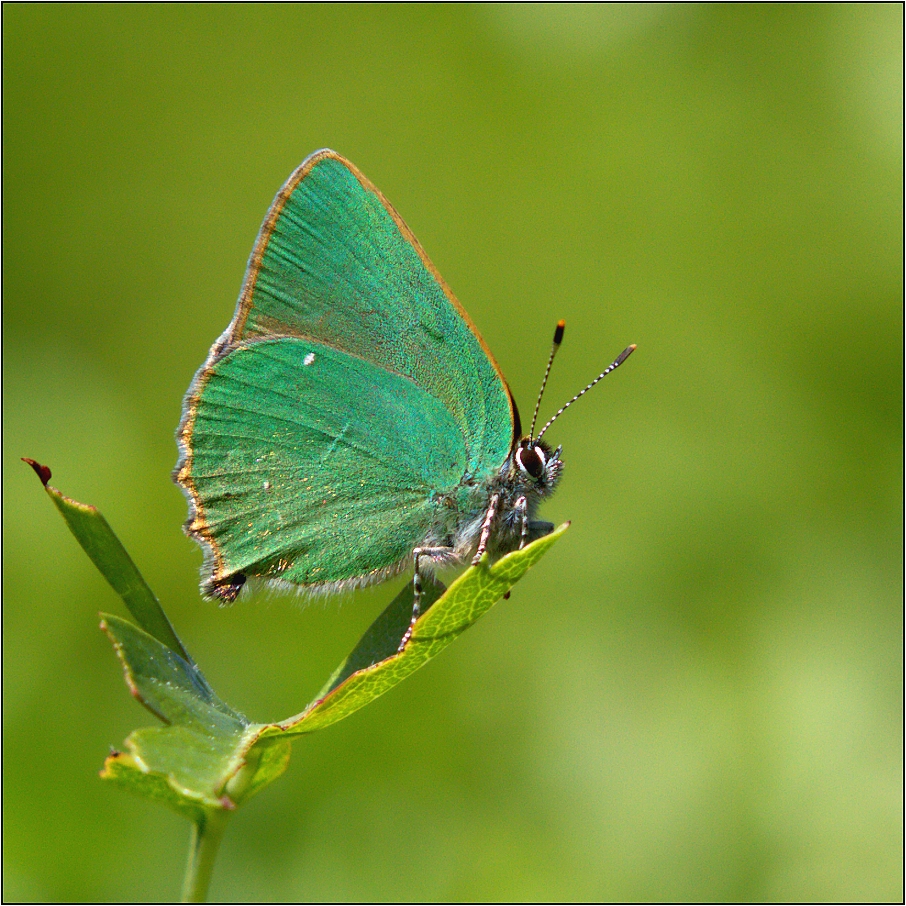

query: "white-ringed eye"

left=516, top=443, right=546, bottom=479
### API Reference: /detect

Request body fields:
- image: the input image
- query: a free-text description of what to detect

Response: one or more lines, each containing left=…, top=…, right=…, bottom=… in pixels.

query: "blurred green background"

left=4, top=4, right=902, bottom=902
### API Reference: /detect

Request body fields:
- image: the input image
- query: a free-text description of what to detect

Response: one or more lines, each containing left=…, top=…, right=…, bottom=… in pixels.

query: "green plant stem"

left=181, top=809, right=230, bottom=903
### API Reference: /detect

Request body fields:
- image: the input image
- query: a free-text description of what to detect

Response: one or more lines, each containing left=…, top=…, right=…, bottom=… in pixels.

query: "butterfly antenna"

left=530, top=320, right=566, bottom=438
left=536, top=343, right=636, bottom=442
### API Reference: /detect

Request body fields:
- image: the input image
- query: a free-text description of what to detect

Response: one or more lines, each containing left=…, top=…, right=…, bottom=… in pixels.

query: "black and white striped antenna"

left=529, top=319, right=566, bottom=438
left=532, top=323, right=636, bottom=442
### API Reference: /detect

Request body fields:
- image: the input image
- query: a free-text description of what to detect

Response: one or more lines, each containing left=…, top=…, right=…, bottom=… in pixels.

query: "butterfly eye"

left=516, top=444, right=545, bottom=479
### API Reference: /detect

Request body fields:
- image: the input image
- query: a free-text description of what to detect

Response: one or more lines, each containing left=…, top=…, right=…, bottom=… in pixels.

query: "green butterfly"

left=176, top=150, right=634, bottom=638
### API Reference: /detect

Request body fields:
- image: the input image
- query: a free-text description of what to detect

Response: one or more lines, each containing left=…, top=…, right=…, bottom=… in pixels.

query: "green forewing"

left=231, top=151, right=515, bottom=471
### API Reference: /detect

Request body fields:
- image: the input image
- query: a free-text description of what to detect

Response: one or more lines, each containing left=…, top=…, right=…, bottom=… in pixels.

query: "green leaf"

left=100, top=616, right=290, bottom=812
left=23, top=458, right=191, bottom=664
left=100, top=615, right=245, bottom=733
left=101, top=729, right=292, bottom=817
left=258, top=522, right=569, bottom=738
left=101, top=749, right=214, bottom=825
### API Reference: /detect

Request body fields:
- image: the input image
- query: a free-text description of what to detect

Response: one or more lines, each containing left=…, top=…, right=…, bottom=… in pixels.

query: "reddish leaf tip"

left=22, top=458, right=52, bottom=485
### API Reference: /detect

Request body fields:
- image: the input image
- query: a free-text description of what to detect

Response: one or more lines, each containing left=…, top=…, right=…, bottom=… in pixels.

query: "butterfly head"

left=513, top=437, right=563, bottom=497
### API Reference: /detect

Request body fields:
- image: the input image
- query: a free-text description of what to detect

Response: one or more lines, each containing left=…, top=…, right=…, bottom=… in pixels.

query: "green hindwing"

left=186, top=337, right=479, bottom=588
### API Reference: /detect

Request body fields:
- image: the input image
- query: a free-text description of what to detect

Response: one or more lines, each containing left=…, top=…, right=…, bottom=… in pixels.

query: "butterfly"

left=175, top=150, right=634, bottom=642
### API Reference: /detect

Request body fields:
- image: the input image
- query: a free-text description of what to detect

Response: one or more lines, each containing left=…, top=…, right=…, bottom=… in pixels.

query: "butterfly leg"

left=472, top=492, right=501, bottom=566
left=399, top=546, right=450, bottom=651
left=515, top=496, right=529, bottom=549
left=497, top=496, right=529, bottom=603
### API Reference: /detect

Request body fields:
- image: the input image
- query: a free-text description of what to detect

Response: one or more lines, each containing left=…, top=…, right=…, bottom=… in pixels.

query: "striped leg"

left=501, top=496, right=529, bottom=603
left=398, top=546, right=451, bottom=651
left=471, top=493, right=501, bottom=566
left=515, top=496, right=528, bottom=548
